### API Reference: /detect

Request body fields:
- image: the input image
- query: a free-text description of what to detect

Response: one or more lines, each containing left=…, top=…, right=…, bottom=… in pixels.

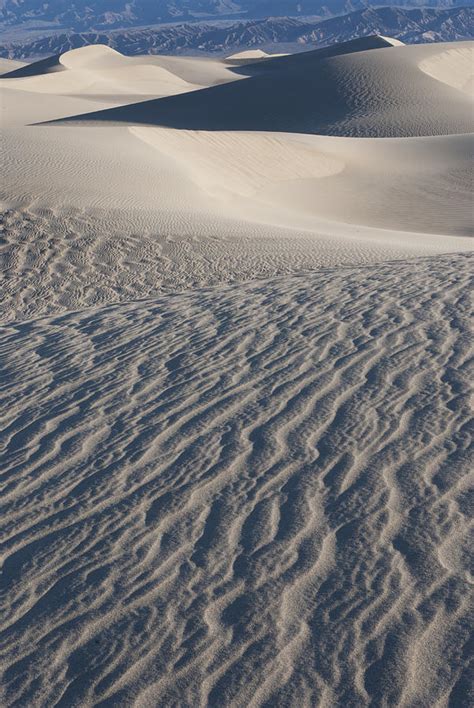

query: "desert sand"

left=0, top=36, right=473, bottom=706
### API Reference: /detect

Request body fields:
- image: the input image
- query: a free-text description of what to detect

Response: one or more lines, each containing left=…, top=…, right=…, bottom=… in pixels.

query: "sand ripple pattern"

left=0, top=207, right=422, bottom=323
left=0, top=254, right=472, bottom=707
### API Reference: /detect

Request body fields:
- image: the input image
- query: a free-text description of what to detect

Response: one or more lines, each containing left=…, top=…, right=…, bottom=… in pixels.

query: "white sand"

left=225, top=49, right=288, bottom=65
left=0, top=36, right=473, bottom=706
left=0, top=58, right=26, bottom=75
left=226, top=49, right=271, bottom=59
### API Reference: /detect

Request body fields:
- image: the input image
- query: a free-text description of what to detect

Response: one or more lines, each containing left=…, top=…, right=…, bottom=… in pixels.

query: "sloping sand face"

left=1, top=255, right=472, bottom=706
left=419, top=44, right=474, bottom=94
left=1, top=39, right=473, bottom=321
left=0, top=37, right=473, bottom=707
left=0, top=58, right=26, bottom=76
left=47, top=41, right=473, bottom=137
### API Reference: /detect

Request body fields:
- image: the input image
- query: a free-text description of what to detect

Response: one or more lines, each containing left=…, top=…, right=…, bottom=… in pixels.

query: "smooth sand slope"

left=0, top=46, right=195, bottom=99
left=0, top=35, right=473, bottom=707
left=0, top=59, right=26, bottom=76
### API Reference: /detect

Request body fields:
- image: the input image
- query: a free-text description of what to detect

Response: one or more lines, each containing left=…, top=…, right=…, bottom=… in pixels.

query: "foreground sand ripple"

left=1, top=254, right=472, bottom=707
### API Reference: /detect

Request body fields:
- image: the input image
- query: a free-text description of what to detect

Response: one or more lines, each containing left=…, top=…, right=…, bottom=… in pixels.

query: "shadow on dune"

left=1, top=54, right=66, bottom=78
left=35, top=37, right=393, bottom=136
left=48, top=62, right=352, bottom=134
left=225, top=35, right=395, bottom=75
left=37, top=36, right=473, bottom=138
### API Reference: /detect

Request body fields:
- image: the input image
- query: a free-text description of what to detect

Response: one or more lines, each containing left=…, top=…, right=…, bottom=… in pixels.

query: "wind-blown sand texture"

left=1, top=36, right=473, bottom=707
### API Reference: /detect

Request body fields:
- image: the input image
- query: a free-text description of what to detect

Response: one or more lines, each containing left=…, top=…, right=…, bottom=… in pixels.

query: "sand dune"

left=2, top=62, right=194, bottom=98
left=131, top=128, right=473, bottom=235
left=0, top=45, right=197, bottom=100
left=1, top=254, right=472, bottom=706
left=1, top=45, right=248, bottom=88
left=1, top=39, right=472, bottom=321
left=2, top=120, right=472, bottom=321
left=225, top=49, right=288, bottom=65
left=226, top=49, right=272, bottom=60
left=0, top=58, right=26, bottom=76
left=419, top=44, right=474, bottom=94
left=1, top=35, right=473, bottom=707
left=48, top=40, right=473, bottom=137
left=0, top=47, right=253, bottom=125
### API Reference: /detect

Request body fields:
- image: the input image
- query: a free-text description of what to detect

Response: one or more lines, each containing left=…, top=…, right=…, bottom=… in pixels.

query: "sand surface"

left=0, top=36, right=473, bottom=706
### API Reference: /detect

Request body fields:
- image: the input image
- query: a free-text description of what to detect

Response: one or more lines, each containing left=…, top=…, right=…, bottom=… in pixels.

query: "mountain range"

left=0, top=0, right=471, bottom=34
left=1, top=6, right=473, bottom=59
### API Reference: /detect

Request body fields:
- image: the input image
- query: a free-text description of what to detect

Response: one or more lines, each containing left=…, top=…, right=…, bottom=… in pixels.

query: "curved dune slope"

left=226, top=49, right=272, bottom=60
left=59, top=44, right=126, bottom=69
left=0, top=44, right=250, bottom=93
left=49, top=40, right=474, bottom=137
left=1, top=45, right=132, bottom=78
left=419, top=44, right=474, bottom=95
left=0, top=54, right=67, bottom=79
left=0, top=45, right=198, bottom=100
left=131, top=129, right=473, bottom=236
left=1, top=39, right=472, bottom=322
left=2, top=122, right=472, bottom=322
left=0, top=58, right=26, bottom=76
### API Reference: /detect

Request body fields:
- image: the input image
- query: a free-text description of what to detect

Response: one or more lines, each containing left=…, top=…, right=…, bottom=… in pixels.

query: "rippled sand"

left=0, top=37, right=473, bottom=707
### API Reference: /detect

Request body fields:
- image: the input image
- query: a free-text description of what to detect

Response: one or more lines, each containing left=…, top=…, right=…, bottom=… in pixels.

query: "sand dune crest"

left=45, top=40, right=473, bottom=138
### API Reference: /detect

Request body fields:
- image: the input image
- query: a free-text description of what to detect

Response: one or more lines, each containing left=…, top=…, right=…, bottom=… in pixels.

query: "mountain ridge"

left=1, top=6, right=473, bottom=59
left=1, top=0, right=471, bottom=34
